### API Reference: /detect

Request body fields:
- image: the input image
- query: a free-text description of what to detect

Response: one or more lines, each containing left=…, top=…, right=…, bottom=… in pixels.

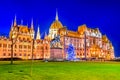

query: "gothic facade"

left=48, top=11, right=114, bottom=60
left=0, top=17, right=50, bottom=60
left=0, top=10, right=114, bottom=60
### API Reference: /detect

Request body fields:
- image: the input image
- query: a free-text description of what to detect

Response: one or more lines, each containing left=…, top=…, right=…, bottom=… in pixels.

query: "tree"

left=67, top=44, right=76, bottom=61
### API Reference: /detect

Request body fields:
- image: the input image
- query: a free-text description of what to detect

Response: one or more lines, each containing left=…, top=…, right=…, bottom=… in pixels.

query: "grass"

left=0, top=61, right=120, bottom=80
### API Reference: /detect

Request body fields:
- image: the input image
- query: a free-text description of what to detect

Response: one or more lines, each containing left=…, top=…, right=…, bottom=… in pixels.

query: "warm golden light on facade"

left=0, top=10, right=114, bottom=60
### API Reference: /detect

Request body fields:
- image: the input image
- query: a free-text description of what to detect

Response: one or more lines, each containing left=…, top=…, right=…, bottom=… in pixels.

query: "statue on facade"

left=50, top=35, right=61, bottom=47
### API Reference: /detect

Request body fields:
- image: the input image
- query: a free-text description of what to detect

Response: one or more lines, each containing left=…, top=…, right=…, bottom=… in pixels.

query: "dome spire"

left=36, top=25, right=41, bottom=40
left=55, top=9, right=58, bottom=21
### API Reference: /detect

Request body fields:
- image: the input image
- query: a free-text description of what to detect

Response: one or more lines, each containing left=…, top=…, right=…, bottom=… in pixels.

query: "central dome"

left=50, top=20, right=63, bottom=29
left=50, top=9, right=63, bottom=29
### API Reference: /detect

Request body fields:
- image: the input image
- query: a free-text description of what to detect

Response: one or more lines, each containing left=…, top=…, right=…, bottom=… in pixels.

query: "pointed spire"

left=11, top=21, right=13, bottom=30
left=36, top=25, right=41, bottom=40
left=31, top=18, right=34, bottom=29
left=21, top=19, right=23, bottom=25
left=55, top=9, right=58, bottom=21
left=27, top=22, right=28, bottom=27
left=45, top=32, right=47, bottom=37
left=14, top=15, right=17, bottom=26
left=44, top=32, right=47, bottom=39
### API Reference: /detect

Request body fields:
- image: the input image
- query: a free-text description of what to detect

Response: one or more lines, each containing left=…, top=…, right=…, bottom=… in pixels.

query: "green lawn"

left=0, top=61, right=120, bottom=80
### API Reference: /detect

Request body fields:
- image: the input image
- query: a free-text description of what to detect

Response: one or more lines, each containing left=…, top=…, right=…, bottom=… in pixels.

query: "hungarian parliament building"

left=0, top=11, right=114, bottom=60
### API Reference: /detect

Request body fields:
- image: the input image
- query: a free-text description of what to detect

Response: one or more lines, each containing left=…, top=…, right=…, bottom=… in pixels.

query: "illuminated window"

left=23, top=38, right=26, bottom=41
left=19, top=45, right=22, bottom=49
left=28, top=45, right=31, bottom=49
left=19, top=37, right=21, bottom=40
left=3, top=53, right=6, bottom=56
left=8, top=53, right=11, bottom=56
left=24, top=45, right=27, bottom=49
left=27, top=38, right=29, bottom=41
left=24, top=54, right=26, bottom=56
left=28, top=54, right=30, bottom=56
left=0, top=44, right=2, bottom=47
left=8, top=44, right=11, bottom=48
left=14, top=53, right=17, bottom=56
left=19, top=54, right=22, bottom=56
left=3, top=44, right=7, bottom=48
left=46, top=46, right=48, bottom=50
left=41, top=47, right=43, bottom=50
left=15, top=45, right=17, bottom=48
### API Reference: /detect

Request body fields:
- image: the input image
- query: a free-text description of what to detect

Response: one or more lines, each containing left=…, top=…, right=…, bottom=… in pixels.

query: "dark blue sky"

left=0, top=0, right=120, bottom=57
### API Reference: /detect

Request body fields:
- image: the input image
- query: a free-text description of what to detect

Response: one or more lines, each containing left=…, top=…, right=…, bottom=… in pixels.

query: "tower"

left=36, top=25, right=41, bottom=40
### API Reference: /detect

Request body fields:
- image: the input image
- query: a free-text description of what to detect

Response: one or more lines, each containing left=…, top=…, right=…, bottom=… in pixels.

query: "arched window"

left=3, top=44, right=7, bottom=48
left=24, top=54, right=26, bottom=56
left=8, top=44, right=11, bottom=48
left=15, top=45, right=17, bottom=48
left=14, top=53, right=17, bottom=56
left=19, top=37, right=21, bottom=40
left=23, top=38, right=25, bottom=41
left=27, top=38, right=29, bottom=41
left=41, top=47, right=43, bottom=50
left=8, top=53, right=11, bottom=56
left=24, top=45, right=27, bottom=49
left=28, top=54, right=30, bottom=56
left=3, top=53, right=6, bottom=56
left=19, top=54, right=22, bottom=56
left=80, top=53, right=82, bottom=56
left=28, top=45, right=31, bottom=49
left=46, top=46, right=48, bottom=50
left=0, top=44, right=2, bottom=47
